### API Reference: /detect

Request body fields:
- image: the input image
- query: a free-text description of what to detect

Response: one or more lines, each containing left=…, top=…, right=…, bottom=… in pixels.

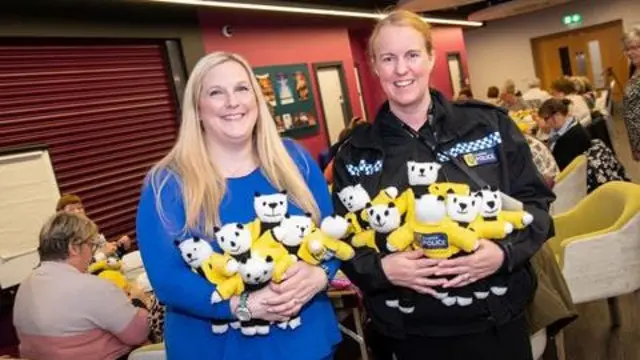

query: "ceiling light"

left=140, top=0, right=484, bottom=27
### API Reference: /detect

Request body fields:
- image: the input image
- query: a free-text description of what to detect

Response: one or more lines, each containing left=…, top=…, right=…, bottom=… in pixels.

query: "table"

left=328, top=288, right=369, bottom=360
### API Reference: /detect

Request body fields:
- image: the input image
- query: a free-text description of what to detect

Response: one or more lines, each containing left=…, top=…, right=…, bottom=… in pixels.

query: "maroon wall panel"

left=0, top=43, right=178, bottom=241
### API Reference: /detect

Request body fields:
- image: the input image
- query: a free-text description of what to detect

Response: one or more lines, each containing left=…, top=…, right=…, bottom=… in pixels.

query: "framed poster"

left=254, top=63, right=319, bottom=138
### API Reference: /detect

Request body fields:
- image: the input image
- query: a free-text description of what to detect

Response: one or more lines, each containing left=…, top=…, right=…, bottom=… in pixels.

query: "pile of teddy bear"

left=174, top=161, right=534, bottom=336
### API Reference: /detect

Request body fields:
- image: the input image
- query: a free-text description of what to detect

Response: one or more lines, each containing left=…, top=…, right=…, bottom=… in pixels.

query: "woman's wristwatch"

left=235, top=292, right=252, bottom=322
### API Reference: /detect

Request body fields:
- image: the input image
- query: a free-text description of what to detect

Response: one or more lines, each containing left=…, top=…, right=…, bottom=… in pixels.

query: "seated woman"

left=56, top=194, right=132, bottom=261
left=13, top=212, right=149, bottom=360
left=538, top=98, right=592, bottom=171
left=550, top=77, right=592, bottom=127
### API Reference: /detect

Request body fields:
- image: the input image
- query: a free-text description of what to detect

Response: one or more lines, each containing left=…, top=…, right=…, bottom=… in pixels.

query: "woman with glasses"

left=12, top=212, right=150, bottom=360
left=538, top=98, right=591, bottom=171
left=623, top=26, right=640, bottom=161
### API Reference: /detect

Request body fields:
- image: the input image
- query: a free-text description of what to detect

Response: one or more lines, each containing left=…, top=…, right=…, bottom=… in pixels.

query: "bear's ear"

left=173, top=240, right=181, bottom=246
left=364, top=202, right=372, bottom=209
left=388, top=202, right=396, bottom=208
left=473, top=192, right=482, bottom=198
left=193, top=237, right=201, bottom=242
left=490, top=185, right=498, bottom=192
left=239, top=258, right=248, bottom=264
left=254, top=191, right=261, bottom=197
left=236, top=223, right=244, bottom=229
left=437, top=195, right=445, bottom=202
left=284, top=214, right=291, bottom=219
left=446, top=188, right=455, bottom=195
left=482, top=184, right=492, bottom=191
left=280, top=189, right=288, bottom=195
left=213, top=226, right=220, bottom=233
left=304, top=212, right=312, bottom=218
left=265, top=255, right=273, bottom=263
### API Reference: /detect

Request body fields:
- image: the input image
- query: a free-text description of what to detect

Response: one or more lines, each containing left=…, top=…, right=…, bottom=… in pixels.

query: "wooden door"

left=531, top=21, right=627, bottom=99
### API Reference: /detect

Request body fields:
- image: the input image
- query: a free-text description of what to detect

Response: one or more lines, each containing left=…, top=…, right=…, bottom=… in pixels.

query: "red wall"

left=348, top=27, right=470, bottom=118
left=198, top=11, right=468, bottom=159
left=199, top=11, right=364, bottom=160
left=430, top=27, right=470, bottom=98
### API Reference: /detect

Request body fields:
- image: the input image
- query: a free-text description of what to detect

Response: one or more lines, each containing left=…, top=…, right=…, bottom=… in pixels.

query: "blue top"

left=136, top=139, right=341, bottom=360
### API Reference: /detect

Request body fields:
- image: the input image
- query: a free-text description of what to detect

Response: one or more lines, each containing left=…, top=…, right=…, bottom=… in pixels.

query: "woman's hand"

left=381, top=249, right=444, bottom=296
left=101, top=242, right=118, bottom=256
left=264, top=262, right=328, bottom=317
left=435, top=239, right=505, bottom=288
left=229, top=288, right=289, bottom=322
left=117, top=235, right=132, bottom=250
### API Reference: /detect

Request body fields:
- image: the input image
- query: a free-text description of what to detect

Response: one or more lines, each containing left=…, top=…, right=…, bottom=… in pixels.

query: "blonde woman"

left=332, top=10, right=554, bottom=359
left=136, top=52, right=339, bottom=359
left=623, top=26, right=640, bottom=161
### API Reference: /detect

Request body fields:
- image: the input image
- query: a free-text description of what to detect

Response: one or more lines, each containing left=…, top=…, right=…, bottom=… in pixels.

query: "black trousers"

left=368, top=316, right=533, bottom=360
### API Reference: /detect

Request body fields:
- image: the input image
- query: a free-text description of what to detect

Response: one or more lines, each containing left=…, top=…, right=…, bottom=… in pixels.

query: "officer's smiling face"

left=372, top=25, right=435, bottom=109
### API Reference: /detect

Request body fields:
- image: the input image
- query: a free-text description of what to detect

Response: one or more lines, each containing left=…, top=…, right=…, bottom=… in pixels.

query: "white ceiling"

left=468, top=0, right=576, bottom=21
left=396, top=0, right=485, bottom=12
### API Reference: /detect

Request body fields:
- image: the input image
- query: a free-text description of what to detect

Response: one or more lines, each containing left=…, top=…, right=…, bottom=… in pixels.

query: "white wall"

left=464, top=0, right=640, bottom=98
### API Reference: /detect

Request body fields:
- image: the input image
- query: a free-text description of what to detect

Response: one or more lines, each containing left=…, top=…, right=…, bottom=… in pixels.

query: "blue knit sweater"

left=136, top=139, right=341, bottom=360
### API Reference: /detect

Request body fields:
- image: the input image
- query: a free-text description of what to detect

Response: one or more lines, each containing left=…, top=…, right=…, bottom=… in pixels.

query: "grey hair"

left=623, top=25, right=640, bottom=47
left=38, top=212, right=99, bottom=261
left=528, top=78, right=541, bottom=89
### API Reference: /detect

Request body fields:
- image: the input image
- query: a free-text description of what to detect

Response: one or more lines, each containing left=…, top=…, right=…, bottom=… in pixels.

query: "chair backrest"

left=128, top=343, right=166, bottom=360
left=559, top=182, right=640, bottom=302
left=551, top=155, right=587, bottom=215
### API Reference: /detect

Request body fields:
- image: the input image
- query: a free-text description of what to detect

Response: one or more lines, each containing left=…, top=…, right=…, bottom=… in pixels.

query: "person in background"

left=575, top=76, right=596, bottom=109
left=56, top=194, right=132, bottom=260
left=135, top=51, right=340, bottom=359
left=623, top=25, right=640, bottom=161
left=499, top=79, right=529, bottom=111
left=13, top=212, right=149, bottom=360
left=332, top=9, right=554, bottom=360
left=550, top=77, right=592, bottom=127
left=522, top=78, right=551, bottom=109
left=538, top=98, right=591, bottom=171
left=486, top=86, right=500, bottom=105
left=456, top=86, right=473, bottom=101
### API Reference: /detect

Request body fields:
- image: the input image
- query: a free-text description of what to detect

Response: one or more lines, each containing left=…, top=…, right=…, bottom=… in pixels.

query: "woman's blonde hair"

left=151, top=52, right=320, bottom=237
left=368, top=10, right=433, bottom=62
left=623, top=25, right=640, bottom=48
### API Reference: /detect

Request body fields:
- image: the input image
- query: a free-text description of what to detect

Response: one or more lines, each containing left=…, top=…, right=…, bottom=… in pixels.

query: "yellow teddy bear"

left=388, top=189, right=479, bottom=259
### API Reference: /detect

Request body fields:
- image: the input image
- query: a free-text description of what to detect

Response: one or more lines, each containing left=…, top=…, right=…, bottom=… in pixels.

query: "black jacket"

left=332, top=90, right=555, bottom=338
left=551, top=123, right=591, bottom=171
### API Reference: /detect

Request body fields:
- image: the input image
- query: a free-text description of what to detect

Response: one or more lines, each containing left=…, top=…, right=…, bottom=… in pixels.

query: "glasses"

left=82, top=236, right=100, bottom=253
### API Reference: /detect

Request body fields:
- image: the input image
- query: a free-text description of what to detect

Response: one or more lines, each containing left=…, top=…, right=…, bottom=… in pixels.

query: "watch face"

left=236, top=308, right=251, bottom=322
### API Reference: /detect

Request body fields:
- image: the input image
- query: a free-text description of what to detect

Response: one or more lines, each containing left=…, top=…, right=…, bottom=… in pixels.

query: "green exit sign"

left=563, top=13, right=583, bottom=26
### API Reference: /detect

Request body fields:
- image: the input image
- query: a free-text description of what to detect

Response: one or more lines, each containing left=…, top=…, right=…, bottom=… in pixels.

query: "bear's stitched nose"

left=268, top=202, right=278, bottom=209
left=487, top=201, right=495, bottom=209
left=419, top=168, right=425, bottom=174
left=459, top=203, right=468, bottom=211
left=186, top=253, right=192, bottom=259
left=230, top=241, right=236, bottom=247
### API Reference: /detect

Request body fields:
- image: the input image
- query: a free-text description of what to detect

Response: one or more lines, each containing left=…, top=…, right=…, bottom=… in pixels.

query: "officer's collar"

left=350, top=89, right=470, bottom=149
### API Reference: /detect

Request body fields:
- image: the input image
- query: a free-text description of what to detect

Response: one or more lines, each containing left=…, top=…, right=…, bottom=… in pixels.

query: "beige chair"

left=548, top=181, right=640, bottom=327
left=128, top=343, right=166, bottom=360
left=530, top=328, right=547, bottom=360
left=551, top=155, right=587, bottom=215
